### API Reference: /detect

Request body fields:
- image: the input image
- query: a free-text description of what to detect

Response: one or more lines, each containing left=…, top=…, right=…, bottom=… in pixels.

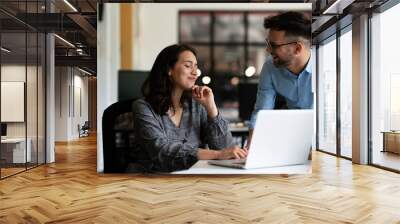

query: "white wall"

left=97, top=3, right=120, bottom=172
left=1, top=65, right=37, bottom=137
left=55, top=67, right=68, bottom=141
left=54, top=67, right=89, bottom=141
left=72, top=73, right=89, bottom=138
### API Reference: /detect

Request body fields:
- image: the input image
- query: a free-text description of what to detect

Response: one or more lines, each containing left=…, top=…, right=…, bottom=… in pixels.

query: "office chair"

left=102, top=99, right=137, bottom=173
left=78, top=121, right=90, bottom=138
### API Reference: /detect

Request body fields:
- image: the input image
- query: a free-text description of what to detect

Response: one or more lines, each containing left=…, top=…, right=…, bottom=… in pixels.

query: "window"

left=339, top=27, right=352, bottom=158
left=179, top=11, right=280, bottom=121
left=317, top=36, right=337, bottom=155
left=370, top=3, right=400, bottom=171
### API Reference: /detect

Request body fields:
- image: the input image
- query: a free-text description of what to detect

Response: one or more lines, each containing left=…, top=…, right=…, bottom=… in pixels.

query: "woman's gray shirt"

left=130, top=99, right=233, bottom=172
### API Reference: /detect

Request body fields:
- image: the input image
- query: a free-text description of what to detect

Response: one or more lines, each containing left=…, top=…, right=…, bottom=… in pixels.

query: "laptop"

left=208, top=109, right=314, bottom=169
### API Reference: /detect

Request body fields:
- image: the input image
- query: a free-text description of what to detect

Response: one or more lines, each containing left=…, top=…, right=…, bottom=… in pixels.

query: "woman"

left=129, top=44, right=247, bottom=172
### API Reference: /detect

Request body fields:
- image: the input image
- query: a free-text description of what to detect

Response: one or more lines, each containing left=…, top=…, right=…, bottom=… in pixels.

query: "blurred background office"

left=98, top=4, right=312, bottom=172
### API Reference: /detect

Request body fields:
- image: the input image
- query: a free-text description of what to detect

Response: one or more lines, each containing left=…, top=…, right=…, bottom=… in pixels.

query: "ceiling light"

left=322, top=0, right=353, bottom=15
left=1, top=47, right=11, bottom=53
left=245, top=66, right=256, bottom=77
left=63, top=0, right=78, bottom=12
left=230, top=77, right=240, bottom=86
left=196, top=69, right=202, bottom=77
left=202, top=76, right=211, bottom=85
left=54, top=34, right=75, bottom=48
left=78, top=67, right=92, bottom=76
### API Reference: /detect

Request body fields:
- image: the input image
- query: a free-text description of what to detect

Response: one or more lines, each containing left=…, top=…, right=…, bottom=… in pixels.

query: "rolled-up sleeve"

left=200, top=106, right=233, bottom=150
left=133, top=100, right=198, bottom=171
left=249, top=61, right=276, bottom=129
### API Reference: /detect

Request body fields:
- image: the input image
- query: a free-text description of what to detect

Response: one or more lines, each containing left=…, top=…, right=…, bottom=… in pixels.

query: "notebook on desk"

left=208, top=109, right=313, bottom=169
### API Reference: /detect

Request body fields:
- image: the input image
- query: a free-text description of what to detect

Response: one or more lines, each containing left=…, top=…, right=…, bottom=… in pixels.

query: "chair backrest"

left=82, top=121, right=89, bottom=129
left=102, top=99, right=136, bottom=173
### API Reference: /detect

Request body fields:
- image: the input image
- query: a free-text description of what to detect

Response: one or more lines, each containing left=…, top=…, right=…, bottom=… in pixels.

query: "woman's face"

left=169, top=50, right=199, bottom=90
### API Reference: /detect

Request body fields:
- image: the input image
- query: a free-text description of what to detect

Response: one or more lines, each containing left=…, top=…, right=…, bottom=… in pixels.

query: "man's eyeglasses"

left=265, top=39, right=298, bottom=51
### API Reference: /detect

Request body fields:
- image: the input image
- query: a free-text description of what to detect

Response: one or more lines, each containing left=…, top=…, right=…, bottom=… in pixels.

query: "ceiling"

left=0, top=0, right=97, bottom=74
left=1, top=0, right=395, bottom=75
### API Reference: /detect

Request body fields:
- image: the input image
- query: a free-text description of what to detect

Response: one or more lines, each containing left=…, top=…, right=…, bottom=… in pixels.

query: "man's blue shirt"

left=249, top=56, right=313, bottom=129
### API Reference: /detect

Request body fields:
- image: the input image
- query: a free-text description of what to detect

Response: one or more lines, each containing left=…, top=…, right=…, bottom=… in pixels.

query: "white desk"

left=1, top=138, right=31, bottom=163
left=171, top=160, right=311, bottom=175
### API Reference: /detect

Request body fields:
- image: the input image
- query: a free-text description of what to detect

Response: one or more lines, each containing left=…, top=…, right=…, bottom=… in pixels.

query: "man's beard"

left=272, top=54, right=292, bottom=68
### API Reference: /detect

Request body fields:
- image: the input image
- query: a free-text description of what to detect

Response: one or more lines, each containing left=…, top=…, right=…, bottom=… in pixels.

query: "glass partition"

left=1, top=30, right=28, bottom=177
left=27, top=30, right=38, bottom=169
left=0, top=1, right=46, bottom=179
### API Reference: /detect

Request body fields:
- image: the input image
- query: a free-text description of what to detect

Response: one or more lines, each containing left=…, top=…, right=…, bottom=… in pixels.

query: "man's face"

left=266, top=30, right=297, bottom=68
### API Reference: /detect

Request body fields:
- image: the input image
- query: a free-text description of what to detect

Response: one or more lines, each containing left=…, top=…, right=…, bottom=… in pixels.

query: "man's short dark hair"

left=264, top=12, right=311, bottom=41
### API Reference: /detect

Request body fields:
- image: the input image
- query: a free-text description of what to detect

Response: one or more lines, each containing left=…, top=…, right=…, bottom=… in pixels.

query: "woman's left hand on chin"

left=192, top=85, right=218, bottom=118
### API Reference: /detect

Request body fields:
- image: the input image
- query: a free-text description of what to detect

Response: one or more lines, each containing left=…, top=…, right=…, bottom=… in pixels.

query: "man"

left=247, top=12, right=313, bottom=147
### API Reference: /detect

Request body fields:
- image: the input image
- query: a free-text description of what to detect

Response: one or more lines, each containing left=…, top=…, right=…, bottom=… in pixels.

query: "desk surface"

left=381, top=131, right=400, bottom=134
left=1, top=138, right=27, bottom=143
left=229, top=123, right=249, bottom=132
left=171, top=160, right=311, bottom=174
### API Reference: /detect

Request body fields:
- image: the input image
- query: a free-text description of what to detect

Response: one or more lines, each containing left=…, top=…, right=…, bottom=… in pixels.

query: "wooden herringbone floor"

left=1, top=134, right=400, bottom=224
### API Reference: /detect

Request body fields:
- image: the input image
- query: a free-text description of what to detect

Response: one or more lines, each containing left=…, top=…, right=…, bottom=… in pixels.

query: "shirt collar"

left=284, top=54, right=312, bottom=78
left=304, top=54, right=312, bottom=74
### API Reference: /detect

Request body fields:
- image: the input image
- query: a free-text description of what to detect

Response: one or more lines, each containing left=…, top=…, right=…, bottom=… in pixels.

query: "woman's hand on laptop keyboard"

left=217, top=145, right=248, bottom=160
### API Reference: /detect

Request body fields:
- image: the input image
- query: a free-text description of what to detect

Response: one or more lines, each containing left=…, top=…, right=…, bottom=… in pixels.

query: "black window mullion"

left=336, top=25, right=341, bottom=157
left=180, top=10, right=270, bottom=78
left=0, top=20, right=2, bottom=179
left=210, top=12, right=215, bottom=77
left=25, top=0, right=28, bottom=171
left=244, top=12, right=249, bottom=72
left=367, top=10, right=373, bottom=165
left=316, top=44, right=320, bottom=151
left=36, top=0, right=39, bottom=167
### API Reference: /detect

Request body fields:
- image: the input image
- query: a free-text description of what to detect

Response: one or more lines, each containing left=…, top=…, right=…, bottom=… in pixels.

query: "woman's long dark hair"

left=141, top=44, right=197, bottom=115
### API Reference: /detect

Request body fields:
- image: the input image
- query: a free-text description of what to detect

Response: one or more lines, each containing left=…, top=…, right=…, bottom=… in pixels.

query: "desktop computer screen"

left=238, top=82, right=258, bottom=121
left=1, top=123, right=7, bottom=138
left=118, top=70, right=149, bottom=101
left=238, top=82, right=288, bottom=121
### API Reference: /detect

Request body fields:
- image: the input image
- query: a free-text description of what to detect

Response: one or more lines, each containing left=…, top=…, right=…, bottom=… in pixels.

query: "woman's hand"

left=217, top=145, right=248, bottom=160
left=196, top=146, right=248, bottom=160
left=192, top=85, right=218, bottom=118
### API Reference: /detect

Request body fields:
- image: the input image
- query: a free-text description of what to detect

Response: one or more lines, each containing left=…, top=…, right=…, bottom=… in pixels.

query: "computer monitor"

left=1, top=123, right=7, bottom=137
left=118, top=70, right=149, bottom=101
left=238, top=81, right=288, bottom=121
left=238, top=82, right=258, bottom=121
